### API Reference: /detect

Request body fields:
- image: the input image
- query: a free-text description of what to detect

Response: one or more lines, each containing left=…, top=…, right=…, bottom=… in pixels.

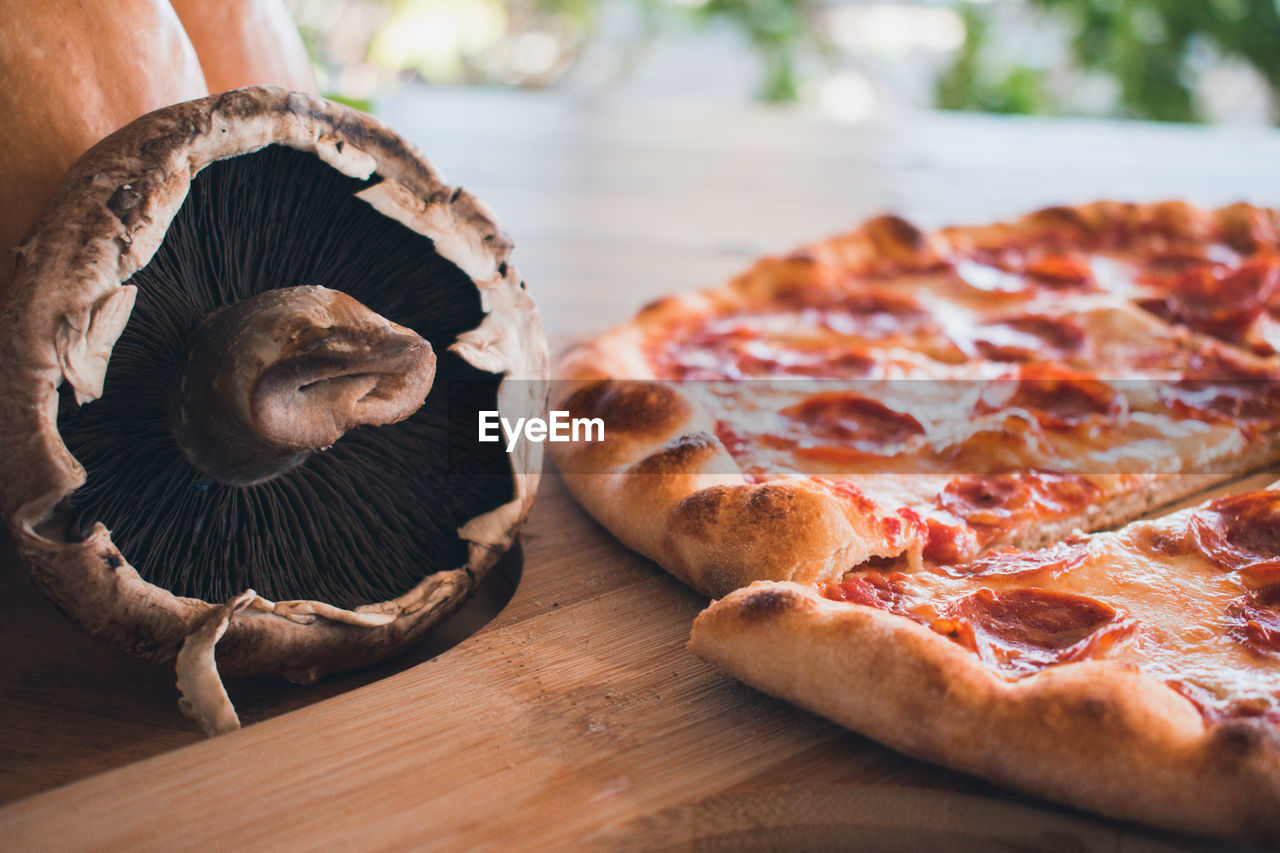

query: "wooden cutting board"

left=7, top=95, right=1278, bottom=850
left=2, top=468, right=1256, bottom=850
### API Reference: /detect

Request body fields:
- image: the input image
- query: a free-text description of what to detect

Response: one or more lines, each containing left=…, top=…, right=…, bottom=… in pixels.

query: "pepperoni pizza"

left=551, top=201, right=1280, bottom=843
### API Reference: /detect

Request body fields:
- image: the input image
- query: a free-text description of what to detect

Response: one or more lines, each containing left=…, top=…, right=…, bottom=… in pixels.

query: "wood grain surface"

left=3, top=90, right=1280, bottom=850
left=4, top=470, right=1259, bottom=851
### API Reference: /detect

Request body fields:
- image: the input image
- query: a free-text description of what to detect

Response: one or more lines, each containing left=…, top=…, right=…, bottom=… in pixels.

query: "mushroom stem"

left=170, top=286, right=436, bottom=486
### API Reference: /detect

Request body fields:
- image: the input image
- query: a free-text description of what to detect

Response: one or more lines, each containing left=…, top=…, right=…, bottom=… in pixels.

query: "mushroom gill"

left=0, top=88, right=547, bottom=734
left=58, top=144, right=514, bottom=608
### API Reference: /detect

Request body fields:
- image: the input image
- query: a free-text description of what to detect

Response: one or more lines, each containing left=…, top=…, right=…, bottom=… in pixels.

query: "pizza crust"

left=689, top=580, right=1280, bottom=845
left=558, top=378, right=921, bottom=596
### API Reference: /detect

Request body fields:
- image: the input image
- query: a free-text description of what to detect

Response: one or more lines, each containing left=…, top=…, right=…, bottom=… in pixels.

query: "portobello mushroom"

left=0, top=87, right=547, bottom=735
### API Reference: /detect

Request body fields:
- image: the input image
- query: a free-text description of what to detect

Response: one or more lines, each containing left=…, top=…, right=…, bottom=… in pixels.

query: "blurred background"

left=287, top=0, right=1280, bottom=125
left=267, top=0, right=1280, bottom=345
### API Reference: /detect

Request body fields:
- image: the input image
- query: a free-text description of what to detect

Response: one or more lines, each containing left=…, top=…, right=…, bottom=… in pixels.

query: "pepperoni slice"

left=931, top=587, right=1133, bottom=676
left=1144, top=243, right=1243, bottom=273
left=972, top=314, right=1087, bottom=362
left=977, top=373, right=1122, bottom=429
left=938, top=472, right=1101, bottom=540
left=944, top=538, right=1090, bottom=580
left=1226, top=583, right=1280, bottom=658
left=922, top=516, right=982, bottom=564
left=1144, top=251, right=1211, bottom=274
left=714, top=421, right=772, bottom=482
left=1189, top=491, right=1280, bottom=574
left=822, top=572, right=914, bottom=610
left=1152, top=345, right=1280, bottom=423
left=966, top=246, right=1027, bottom=276
left=965, top=247, right=1096, bottom=289
left=1024, top=252, right=1095, bottom=288
left=650, top=324, right=755, bottom=379
left=1138, top=255, right=1280, bottom=344
left=781, top=392, right=925, bottom=455
left=653, top=323, right=876, bottom=380
left=1130, top=524, right=1194, bottom=560
left=816, top=289, right=933, bottom=338
left=739, top=344, right=876, bottom=379
left=1157, top=375, right=1280, bottom=425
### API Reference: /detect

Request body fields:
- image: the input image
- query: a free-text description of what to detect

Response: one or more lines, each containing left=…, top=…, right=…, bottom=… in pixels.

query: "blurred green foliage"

left=290, top=0, right=820, bottom=102
left=323, top=93, right=376, bottom=112
left=694, top=0, right=820, bottom=101
left=293, top=0, right=1280, bottom=119
left=937, top=5, right=1051, bottom=115
left=939, top=0, right=1280, bottom=123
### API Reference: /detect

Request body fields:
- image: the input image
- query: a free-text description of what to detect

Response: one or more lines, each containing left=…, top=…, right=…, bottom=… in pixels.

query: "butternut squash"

left=170, top=0, right=316, bottom=94
left=0, top=0, right=207, bottom=295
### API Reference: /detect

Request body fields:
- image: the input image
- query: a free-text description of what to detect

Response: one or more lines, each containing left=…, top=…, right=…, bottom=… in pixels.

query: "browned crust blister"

left=552, top=201, right=1280, bottom=843
left=690, top=582, right=1280, bottom=846
left=0, top=87, right=548, bottom=731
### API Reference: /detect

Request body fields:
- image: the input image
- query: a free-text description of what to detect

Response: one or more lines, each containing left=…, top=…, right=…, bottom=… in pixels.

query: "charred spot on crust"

left=672, top=484, right=811, bottom=546
left=1208, top=718, right=1280, bottom=760
left=1018, top=688, right=1117, bottom=733
left=864, top=214, right=936, bottom=268
left=671, top=486, right=738, bottom=541
left=637, top=295, right=684, bottom=319
left=745, top=485, right=800, bottom=523
left=867, top=215, right=925, bottom=250
left=56, top=145, right=513, bottom=609
left=735, top=587, right=800, bottom=621
left=1146, top=200, right=1202, bottom=238
left=1024, top=206, right=1094, bottom=239
left=629, top=433, right=719, bottom=476
left=1216, top=203, right=1277, bottom=253
left=1071, top=695, right=1114, bottom=725
left=565, top=380, right=689, bottom=436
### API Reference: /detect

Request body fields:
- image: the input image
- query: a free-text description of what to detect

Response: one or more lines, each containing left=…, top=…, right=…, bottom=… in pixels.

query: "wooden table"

left=3, top=90, right=1279, bottom=849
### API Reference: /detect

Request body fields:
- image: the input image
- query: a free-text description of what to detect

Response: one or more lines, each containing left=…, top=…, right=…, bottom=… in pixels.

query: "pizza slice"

left=688, top=484, right=1280, bottom=844
left=551, top=201, right=1280, bottom=842
left=554, top=202, right=1280, bottom=597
